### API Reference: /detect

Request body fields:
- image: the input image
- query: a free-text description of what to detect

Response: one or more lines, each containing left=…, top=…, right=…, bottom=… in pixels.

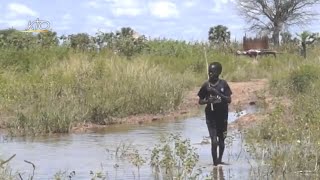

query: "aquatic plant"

left=150, top=133, right=200, bottom=179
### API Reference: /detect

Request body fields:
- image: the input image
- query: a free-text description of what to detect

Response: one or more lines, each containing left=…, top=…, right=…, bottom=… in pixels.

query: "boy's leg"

left=217, top=119, right=228, bottom=164
left=217, top=135, right=225, bottom=164
left=206, top=123, right=218, bottom=166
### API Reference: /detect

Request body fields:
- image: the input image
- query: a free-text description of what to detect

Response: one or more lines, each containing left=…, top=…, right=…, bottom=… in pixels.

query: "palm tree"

left=297, top=31, right=319, bottom=59
left=116, top=27, right=134, bottom=38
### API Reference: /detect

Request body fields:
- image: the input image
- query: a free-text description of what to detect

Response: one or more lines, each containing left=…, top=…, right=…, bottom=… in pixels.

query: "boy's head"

left=208, top=62, right=222, bottom=81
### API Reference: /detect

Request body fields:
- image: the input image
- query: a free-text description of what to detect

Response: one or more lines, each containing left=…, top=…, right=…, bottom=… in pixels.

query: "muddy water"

left=0, top=106, right=258, bottom=180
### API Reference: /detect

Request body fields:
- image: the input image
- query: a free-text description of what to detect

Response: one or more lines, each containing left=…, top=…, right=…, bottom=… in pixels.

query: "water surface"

left=0, top=106, right=258, bottom=179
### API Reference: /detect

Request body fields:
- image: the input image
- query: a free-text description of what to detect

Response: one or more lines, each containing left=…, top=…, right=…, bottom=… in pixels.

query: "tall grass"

left=0, top=38, right=319, bottom=136
left=0, top=167, right=15, bottom=180
left=0, top=48, right=198, bottom=135
left=244, top=49, right=320, bottom=177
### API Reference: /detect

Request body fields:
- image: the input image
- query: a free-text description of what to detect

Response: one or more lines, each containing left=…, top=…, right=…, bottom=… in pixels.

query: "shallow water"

left=0, top=106, right=258, bottom=180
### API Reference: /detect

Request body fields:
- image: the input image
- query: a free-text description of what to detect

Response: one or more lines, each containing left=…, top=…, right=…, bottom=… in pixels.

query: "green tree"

left=208, top=25, right=231, bottom=48
left=93, top=31, right=116, bottom=51
left=68, top=33, right=91, bottom=51
left=114, top=27, right=147, bottom=59
left=116, top=27, right=136, bottom=38
left=0, top=28, right=37, bottom=49
left=36, top=31, right=59, bottom=48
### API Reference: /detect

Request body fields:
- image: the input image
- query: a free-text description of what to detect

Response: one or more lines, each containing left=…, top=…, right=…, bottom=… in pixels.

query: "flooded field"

left=0, top=106, right=259, bottom=179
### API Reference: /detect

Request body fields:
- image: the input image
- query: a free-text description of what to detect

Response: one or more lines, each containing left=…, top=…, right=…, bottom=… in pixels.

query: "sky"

left=0, top=0, right=320, bottom=42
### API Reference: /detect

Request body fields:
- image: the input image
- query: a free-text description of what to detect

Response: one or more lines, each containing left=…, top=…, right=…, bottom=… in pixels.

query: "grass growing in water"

left=245, top=60, right=320, bottom=178
left=0, top=134, right=207, bottom=180
left=150, top=133, right=200, bottom=179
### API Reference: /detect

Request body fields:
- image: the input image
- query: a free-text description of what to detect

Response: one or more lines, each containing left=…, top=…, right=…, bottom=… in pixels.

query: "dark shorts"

left=205, top=109, right=228, bottom=139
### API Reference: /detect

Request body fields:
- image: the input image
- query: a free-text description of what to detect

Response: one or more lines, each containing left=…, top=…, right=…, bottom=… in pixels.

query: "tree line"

left=0, top=27, right=148, bottom=59
left=0, top=24, right=319, bottom=59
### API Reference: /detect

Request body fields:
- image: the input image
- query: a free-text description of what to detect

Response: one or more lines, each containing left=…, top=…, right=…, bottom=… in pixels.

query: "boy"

left=197, top=62, right=232, bottom=166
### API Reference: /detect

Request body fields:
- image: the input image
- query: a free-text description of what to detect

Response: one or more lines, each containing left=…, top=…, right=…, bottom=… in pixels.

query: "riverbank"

left=1, top=43, right=313, bottom=136
left=70, top=79, right=270, bottom=133
left=0, top=78, right=278, bottom=180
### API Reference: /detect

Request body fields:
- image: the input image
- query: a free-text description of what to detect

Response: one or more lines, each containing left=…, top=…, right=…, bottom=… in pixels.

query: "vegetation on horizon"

left=1, top=29, right=320, bottom=178
left=1, top=4, right=320, bottom=177
left=0, top=24, right=319, bottom=136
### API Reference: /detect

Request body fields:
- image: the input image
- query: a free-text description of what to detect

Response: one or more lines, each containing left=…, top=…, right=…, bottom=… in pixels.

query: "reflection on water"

left=0, top=106, right=257, bottom=179
left=212, top=167, right=225, bottom=180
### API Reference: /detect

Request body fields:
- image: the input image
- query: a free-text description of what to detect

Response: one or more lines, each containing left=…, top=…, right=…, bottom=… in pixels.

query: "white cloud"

left=62, top=14, right=72, bottom=21
left=212, top=0, right=234, bottom=13
left=149, top=1, right=179, bottom=18
left=87, top=15, right=114, bottom=27
left=7, top=3, right=37, bottom=17
left=9, top=19, right=26, bottom=27
left=0, top=3, right=38, bottom=29
left=181, top=27, right=204, bottom=41
left=229, top=24, right=243, bottom=31
left=55, top=14, right=73, bottom=31
left=184, top=27, right=200, bottom=34
left=83, top=15, right=116, bottom=35
left=112, top=8, right=141, bottom=16
left=85, top=0, right=143, bottom=16
left=183, top=0, right=197, bottom=8
left=54, top=25, right=70, bottom=31
left=87, top=1, right=101, bottom=8
left=0, top=19, right=26, bottom=28
left=109, top=0, right=143, bottom=16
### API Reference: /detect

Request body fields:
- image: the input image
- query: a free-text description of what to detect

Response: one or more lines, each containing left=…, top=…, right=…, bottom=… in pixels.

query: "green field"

left=1, top=28, right=320, bottom=178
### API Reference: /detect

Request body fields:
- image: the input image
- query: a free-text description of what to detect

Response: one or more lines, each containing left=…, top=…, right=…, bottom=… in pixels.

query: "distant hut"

left=242, top=35, right=269, bottom=51
left=236, top=35, right=277, bottom=58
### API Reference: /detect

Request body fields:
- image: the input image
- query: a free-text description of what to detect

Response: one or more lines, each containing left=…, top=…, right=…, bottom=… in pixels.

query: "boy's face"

left=208, top=69, right=219, bottom=80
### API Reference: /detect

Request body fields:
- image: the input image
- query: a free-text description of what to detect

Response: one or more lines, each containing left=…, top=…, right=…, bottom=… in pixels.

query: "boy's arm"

left=199, top=97, right=212, bottom=105
left=198, top=98, right=208, bottom=105
left=198, top=82, right=212, bottom=105
left=207, top=81, right=232, bottom=104
left=221, top=81, right=232, bottom=103
left=222, top=93, right=232, bottom=104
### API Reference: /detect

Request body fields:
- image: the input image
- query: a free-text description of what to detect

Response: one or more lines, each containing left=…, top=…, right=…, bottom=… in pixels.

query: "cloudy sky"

left=0, top=0, right=319, bottom=42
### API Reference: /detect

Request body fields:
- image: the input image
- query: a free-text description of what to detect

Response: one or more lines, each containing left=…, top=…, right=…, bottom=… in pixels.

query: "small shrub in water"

left=150, top=133, right=199, bottom=179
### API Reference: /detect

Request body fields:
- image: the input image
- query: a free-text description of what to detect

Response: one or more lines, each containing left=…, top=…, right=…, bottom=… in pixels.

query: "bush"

left=288, top=64, right=320, bottom=94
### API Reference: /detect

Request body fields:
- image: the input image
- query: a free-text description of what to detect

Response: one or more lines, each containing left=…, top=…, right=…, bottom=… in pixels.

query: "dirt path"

left=71, top=79, right=269, bottom=133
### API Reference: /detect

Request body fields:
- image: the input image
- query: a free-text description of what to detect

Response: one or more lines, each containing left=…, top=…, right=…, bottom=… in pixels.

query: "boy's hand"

left=207, top=96, right=221, bottom=104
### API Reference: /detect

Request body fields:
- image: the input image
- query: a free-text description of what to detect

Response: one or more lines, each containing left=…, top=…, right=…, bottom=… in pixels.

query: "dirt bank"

left=71, top=79, right=270, bottom=133
left=229, top=79, right=292, bottom=130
